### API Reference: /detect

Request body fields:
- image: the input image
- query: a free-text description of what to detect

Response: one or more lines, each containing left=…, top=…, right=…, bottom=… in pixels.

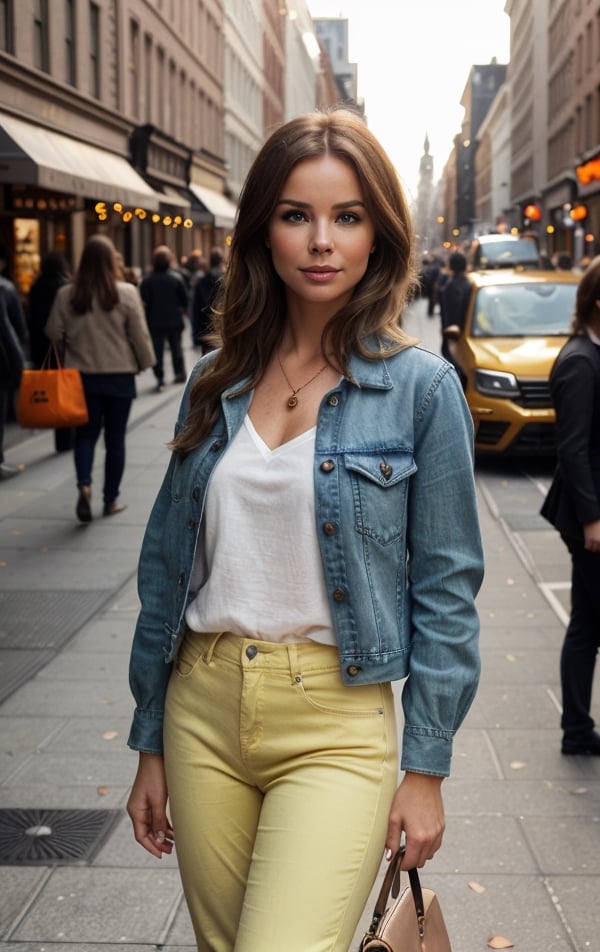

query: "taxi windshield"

left=472, top=282, right=578, bottom=338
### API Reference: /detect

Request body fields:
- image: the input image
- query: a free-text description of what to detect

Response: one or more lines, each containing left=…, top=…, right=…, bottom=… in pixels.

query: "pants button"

left=245, top=645, right=258, bottom=659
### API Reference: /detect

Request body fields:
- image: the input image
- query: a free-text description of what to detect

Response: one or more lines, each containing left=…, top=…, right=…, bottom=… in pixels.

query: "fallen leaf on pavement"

left=487, top=937, right=514, bottom=949
left=468, top=880, right=485, bottom=893
left=97, top=786, right=109, bottom=796
left=102, top=731, right=118, bottom=740
left=510, top=760, right=527, bottom=770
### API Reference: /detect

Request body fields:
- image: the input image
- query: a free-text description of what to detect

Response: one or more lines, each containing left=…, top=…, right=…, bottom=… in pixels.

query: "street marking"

left=538, top=581, right=570, bottom=627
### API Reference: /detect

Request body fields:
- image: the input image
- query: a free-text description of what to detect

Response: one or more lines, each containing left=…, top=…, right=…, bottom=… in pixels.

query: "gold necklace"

left=277, top=351, right=328, bottom=409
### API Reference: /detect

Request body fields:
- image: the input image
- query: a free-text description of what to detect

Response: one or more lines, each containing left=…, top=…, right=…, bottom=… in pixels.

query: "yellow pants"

left=164, top=630, right=398, bottom=952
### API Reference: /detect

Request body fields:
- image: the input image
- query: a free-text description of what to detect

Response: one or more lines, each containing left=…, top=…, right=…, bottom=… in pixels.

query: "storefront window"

left=13, top=219, right=41, bottom=296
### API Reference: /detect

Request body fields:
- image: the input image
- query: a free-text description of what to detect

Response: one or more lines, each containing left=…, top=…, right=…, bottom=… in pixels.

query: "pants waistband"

left=186, top=629, right=340, bottom=675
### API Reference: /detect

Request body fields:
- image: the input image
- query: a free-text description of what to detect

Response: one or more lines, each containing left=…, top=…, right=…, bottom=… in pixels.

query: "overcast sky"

left=308, top=0, right=511, bottom=198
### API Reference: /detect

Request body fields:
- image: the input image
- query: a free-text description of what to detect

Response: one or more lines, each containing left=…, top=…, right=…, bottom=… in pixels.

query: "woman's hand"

left=127, top=752, right=174, bottom=859
left=583, top=519, right=600, bottom=553
left=385, top=771, right=445, bottom=870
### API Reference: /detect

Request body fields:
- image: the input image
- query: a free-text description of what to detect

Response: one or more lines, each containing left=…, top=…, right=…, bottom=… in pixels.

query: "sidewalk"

left=1, top=316, right=599, bottom=951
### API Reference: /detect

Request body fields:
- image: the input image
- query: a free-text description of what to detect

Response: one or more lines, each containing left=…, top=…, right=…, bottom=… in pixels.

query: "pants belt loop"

left=203, top=630, right=227, bottom=665
left=286, top=643, right=300, bottom=684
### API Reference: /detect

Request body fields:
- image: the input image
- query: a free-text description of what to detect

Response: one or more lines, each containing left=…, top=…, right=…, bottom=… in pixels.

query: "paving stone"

left=0, top=783, right=128, bottom=811
left=447, top=730, right=503, bottom=780
left=0, top=867, right=47, bottom=940
left=10, top=867, right=183, bottom=944
left=423, top=815, right=538, bottom=874
left=0, top=676, right=133, bottom=718
left=522, top=815, right=600, bottom=874
left=163, top=894, right=197, bottom=947
left=9, top=751, right=136, bottom=790
left=487, top=728, right=595, bottom=781
left=44, top=717, right=132, bottom=753
left=546, top=875, right=600, bottom=951
left=444, top=778, right=600, bottom=818
left=465, top=684, right=560, bottom=729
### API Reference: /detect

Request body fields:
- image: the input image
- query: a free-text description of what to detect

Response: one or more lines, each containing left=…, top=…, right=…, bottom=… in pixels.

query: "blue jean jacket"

left=128, top=344, right=484, bottom=776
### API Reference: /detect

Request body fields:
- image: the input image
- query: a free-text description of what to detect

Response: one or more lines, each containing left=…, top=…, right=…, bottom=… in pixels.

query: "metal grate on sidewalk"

left=0, top=808, right=121, bottom=865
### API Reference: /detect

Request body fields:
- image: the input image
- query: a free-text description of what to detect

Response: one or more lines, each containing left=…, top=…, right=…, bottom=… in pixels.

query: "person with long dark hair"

left=28, top=250, right=73, bottom=452
left=542, top=255, right=600, bottom=755
left=45, top=235, right=155, bottom=522
left=126, top=110, right=483, bottom=951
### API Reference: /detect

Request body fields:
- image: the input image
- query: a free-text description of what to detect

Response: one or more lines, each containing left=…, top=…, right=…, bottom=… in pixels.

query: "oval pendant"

left=287, top=395, right=299, bottom=408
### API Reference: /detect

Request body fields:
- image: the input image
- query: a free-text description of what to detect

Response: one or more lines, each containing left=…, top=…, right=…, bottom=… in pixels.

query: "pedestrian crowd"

left=0, top=233, right=226, bottom=521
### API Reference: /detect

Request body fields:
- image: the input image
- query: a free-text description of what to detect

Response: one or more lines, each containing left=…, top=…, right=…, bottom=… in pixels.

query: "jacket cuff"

left=127, top=708, right=164, bottom=755
left=400, top=726, right=453, bottom=777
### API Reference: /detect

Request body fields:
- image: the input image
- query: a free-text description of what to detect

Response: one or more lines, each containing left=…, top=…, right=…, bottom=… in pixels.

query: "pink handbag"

left=358, top=847, right=452, bottom=952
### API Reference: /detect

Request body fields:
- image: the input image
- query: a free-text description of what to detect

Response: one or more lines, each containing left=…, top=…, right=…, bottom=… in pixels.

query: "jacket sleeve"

left=401, top=365, right=484, bottom=776
left=123, top=287, right=157, bottom=371
left=551, top=352, right=600, bottom=526
left=44, top=286, right=68, bottom=344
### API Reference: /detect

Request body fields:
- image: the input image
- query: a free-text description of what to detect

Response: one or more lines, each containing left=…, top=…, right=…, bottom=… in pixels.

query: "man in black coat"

left=140, top=245, right=189, bottom=392
left=0, top=263, right=28, bottom=479
left=192, top=246, right=226, bottom=352
left=439, top=251, right=472, bottom=387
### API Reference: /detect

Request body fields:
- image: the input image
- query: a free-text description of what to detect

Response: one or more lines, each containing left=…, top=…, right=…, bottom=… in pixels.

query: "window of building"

left=89, top=2, right=100, bottom=98
left=33, top=0, right=49, bottom=72
left=0, top=0, right=14, bottom=53
left=585, top=93, right=593, bottom=151
left=585, top=21, right=593, bottom=72
left=144, top=33, right=153, bottom=123
left=129, top=18, right=140, bottom=118
left=65, top=0, right=76, bottom=85
left=168, top=59, right=177, bottom=137
left=157, top=46, right=165, bottom=127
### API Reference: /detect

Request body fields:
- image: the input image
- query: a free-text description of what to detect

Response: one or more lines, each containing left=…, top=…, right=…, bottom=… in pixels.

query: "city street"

left=0, top=307, right=599, bottom=951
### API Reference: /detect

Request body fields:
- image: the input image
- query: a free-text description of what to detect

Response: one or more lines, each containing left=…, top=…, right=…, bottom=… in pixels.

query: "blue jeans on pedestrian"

left=75, top=391, right=132, bottom=507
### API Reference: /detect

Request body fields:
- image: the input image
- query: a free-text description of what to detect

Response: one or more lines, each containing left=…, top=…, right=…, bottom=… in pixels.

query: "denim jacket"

left=128, top=343, right=484, bottom=776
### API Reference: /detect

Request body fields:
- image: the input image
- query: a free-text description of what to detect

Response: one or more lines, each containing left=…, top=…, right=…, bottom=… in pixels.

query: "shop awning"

left=0, top=112, right=159, bottom=210
left=188, top=184, right=238, bottom=229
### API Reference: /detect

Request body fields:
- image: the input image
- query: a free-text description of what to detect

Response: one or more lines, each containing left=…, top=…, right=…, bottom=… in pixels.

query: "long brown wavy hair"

left=172, top=109, right=418, bottom=456
left=70, top=234, right=120, bottom=315
left=572, top=255, right=600, bottom=334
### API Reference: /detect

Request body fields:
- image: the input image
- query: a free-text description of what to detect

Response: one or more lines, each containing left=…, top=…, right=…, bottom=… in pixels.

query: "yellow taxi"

left=446, top=269, right=580, bottom=454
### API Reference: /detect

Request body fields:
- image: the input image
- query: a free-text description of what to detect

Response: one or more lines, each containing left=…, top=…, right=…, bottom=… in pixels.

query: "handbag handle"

left=366, top=846, right=426, bottom=940
left=41, top=341, right=63, bottom=371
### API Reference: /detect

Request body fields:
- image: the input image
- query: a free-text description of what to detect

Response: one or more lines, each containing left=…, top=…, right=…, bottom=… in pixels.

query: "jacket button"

left=192, top=487, right=200, bottom=501
left=188, top=519, right=196, bottom=529
left=333, top=588, right=345, bottom=601
left=320, top=460, right=335, bottom=473
left=328, top=394, right=339, bottom=407
left=380, top=461, right=393, bottom=479
left=177, top=572, right=185, bottom=586
left=323, top=522, right=337, bottom=535
left=210, top=439, right=224, bottom=452
left=346, top=665, right=361, bottom=677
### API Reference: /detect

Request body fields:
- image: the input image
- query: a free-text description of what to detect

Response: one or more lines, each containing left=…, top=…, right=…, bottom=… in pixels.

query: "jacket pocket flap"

left=344, top=451, right=416, bottom=486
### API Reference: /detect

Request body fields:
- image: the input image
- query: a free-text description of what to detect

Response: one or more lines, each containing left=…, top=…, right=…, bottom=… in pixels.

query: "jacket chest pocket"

left=344, top=451, right=416, bottom=545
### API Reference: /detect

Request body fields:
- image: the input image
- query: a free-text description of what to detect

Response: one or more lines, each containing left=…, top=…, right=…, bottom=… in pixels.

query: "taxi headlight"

left=474, top=369, right=520, bottom=398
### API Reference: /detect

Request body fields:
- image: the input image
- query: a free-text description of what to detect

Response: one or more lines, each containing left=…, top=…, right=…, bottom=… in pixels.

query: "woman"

left=46, top=235, right=155, bottom=522
left=126, top=110, right=484, bottom=951
left=541, top=255, right=600, bottom=756
left=28, top=251, right=73, bottom=453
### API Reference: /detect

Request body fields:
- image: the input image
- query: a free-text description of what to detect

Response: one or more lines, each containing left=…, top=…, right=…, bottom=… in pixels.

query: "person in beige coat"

left=46, top=235, right=156, bottom=522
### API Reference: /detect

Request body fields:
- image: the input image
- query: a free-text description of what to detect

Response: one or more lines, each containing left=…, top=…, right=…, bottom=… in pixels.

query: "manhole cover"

left=0, top=809, right=120, bottom=865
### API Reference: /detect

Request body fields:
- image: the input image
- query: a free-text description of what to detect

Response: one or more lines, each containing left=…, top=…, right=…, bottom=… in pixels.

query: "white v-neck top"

left=185, top=415, right=336, bottom=645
